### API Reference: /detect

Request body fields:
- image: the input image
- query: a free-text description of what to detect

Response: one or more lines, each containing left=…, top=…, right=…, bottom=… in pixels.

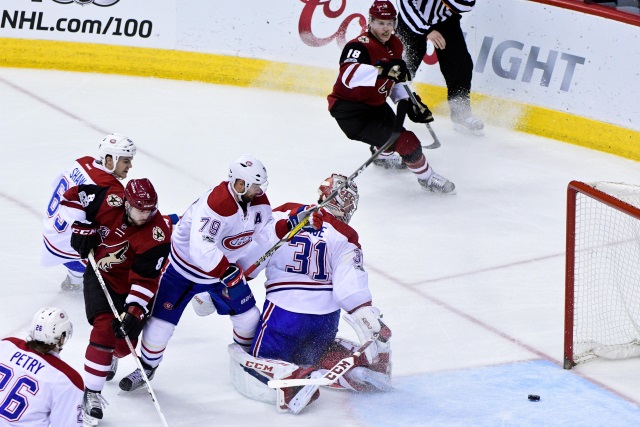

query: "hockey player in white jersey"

left=0, top=307, right=83, bottom=426
left=227, top=174, right=392, bottom=414
left=119, top=155, right=323, bottom=392
left=41, top=133, right=136, bottom=292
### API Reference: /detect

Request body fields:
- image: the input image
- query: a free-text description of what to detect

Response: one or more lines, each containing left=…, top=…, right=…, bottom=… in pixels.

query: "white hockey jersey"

left=0, top=337, right=83, bottom=426
left=169, top=181, right=278, bottom=283
left=261, top=203, right=372, bottom=315
left=41, top=156, right=122, bottom=267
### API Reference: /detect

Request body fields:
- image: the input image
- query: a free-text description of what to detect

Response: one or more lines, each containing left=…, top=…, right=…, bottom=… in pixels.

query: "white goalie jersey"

left=260, top=203, right=372, bottom=314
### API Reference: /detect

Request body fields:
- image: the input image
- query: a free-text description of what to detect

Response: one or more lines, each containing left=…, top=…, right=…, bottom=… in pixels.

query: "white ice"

left=1, top=67, right=639, bottom=426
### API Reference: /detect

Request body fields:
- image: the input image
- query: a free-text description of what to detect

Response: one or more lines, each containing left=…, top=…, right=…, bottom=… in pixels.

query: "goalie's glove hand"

left=408, top=93, right=434, bottom=123
left=375, top=59, right=409, bottom=83
left=112, top=303, right=146, bottom=340
left=70, top=221, right=99, bottom=259
left=221, top=264, right=248, bottom=300
left=288, top=205, right=323, bottom=232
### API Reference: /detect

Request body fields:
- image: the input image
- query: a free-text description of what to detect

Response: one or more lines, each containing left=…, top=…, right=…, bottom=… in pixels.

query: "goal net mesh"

left=572, top=182, right=640, bottom=364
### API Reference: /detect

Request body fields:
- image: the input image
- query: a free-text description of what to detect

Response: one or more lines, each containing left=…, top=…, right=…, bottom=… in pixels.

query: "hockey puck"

left=528, top=394, right=540, bottom=402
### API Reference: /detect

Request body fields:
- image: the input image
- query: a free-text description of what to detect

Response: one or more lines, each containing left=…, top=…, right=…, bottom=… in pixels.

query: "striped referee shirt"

left=398, top=0, right=476, bottom=34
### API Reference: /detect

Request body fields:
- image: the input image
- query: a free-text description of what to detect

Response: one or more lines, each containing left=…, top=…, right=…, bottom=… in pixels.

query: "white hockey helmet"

left=98, top=133, right=137, bottom=173
left=27, top=307, right=73, bottom=349
left=228, top=155, right=269, bottom=196
left=318, top=173, right=359, bottom=224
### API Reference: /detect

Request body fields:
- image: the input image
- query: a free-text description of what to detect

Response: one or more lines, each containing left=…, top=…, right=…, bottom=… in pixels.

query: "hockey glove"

left=70, top=221, right=99, bottom=259
left=112, top=303, right=146, bottom=340
left=221, top=264, right=248, bottom=300
left=375, top=59, right=409, bottom=83
left=288, top=205, right=324, bottom=232
left=408, top=93, right=434, bottom=123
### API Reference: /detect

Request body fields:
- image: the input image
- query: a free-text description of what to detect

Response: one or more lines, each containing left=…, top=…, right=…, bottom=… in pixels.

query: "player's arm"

left=187, top=207, right=231, bottom=277
left=113, top=241, right=170, bottom=340
left=61, top=184, right=110, bottom=258
left=337, top=41, right=379, bottom=89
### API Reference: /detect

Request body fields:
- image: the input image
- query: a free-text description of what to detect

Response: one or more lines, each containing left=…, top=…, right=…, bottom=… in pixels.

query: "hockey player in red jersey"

left=41, top=133, right=136, bottom=292
left=60, top=178, right=171, bottom=425
left=0, top=307, right=84, bottom=426
left=328, top=0, right=455, bottom=193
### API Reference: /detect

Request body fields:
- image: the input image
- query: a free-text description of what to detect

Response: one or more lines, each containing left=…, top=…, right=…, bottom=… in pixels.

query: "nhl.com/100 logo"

left=52, top=0, right=121, bottom=6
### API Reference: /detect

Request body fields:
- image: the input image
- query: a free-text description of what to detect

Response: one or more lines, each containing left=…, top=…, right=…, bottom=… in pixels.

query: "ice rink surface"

left=1, top=67, right=639, bottom=426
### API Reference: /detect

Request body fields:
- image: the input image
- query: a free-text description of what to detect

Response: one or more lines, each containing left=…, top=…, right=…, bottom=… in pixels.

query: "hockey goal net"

left=564, top=181, right=640, bottom=369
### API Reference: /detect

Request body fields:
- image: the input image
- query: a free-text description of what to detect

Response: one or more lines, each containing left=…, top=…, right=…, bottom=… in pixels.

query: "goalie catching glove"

left=288, top=205, right=323, bottom=232
left=408, top=93, right=434, bottom=123
left=70, top=221, right=99, bottom=258
left=112, top=302, right=146, bottom=340
left=375, top=59, right=409, bottom=83
left=345, top=305, right=392, bottom=364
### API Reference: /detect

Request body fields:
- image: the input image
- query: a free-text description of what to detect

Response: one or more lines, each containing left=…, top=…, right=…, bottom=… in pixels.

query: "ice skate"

left=418, top=172, right=456, bottom=194
left=82, top=388, right=107, bottom=426
left=452, top=115, right=484, bottom=136
left=60, top=273, right=83, bottom=293
left=119, top=361, right=156, bottom=392
left=370, top=146, right=407, bottom=170
left=106, top=357, right=118, bottom=382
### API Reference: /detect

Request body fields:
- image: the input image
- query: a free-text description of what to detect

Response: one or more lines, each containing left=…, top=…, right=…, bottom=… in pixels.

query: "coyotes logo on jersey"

left=96, top=241, right=130, bottom=272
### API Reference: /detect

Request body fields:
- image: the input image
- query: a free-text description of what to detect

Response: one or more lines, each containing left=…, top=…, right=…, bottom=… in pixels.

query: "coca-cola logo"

left=298, top=0, right=437, bottom=65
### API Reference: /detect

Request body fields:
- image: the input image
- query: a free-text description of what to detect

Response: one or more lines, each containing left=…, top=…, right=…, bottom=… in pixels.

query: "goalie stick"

left=266, top=333, right=379, bottom=388
left=244, top=100, right=409, bottom=277
left=401, top=83, right=441, bottom=150
left=87, top=252, right=170, bottom=427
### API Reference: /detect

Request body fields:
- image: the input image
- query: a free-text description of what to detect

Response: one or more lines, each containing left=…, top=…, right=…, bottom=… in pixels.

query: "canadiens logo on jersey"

left=106, top=194, right=123, bottom=207
left=97, top=241, right=130, bottom=271
left=152, top=226, right=165, bottom=242
left=353, top=248, right=364, bottom=271
left=222, top=231, right=253, bottom=250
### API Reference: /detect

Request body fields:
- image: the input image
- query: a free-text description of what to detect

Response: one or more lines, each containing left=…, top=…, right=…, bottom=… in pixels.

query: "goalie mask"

left=98, top=133, right=137, bottom=174
left=27, top=307, right=73, bottom=349
left=318, top=173, right=359, bottom=224
left=228, top=155, right=269, bottom=196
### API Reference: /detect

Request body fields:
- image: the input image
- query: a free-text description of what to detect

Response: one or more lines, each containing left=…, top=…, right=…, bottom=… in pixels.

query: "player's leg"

left=119, top=263, right=204, bottom=391
left=82, top=267, right=126, bottom=422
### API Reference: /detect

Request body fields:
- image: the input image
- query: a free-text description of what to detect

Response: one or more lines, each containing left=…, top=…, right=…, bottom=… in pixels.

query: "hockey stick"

left=87, top=252, right=170, bottom=427
left=266, top=333, right=379, bottom=388
left=401, top=83, right=441, bottom=150
left=244, top=101, right=409, bottom=277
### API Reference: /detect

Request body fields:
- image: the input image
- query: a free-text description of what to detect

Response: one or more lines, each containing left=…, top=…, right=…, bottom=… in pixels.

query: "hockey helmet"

left=124, top=178, right=158, bottom=211
left=369, top=0, right=397, bottom=21
left=318, top=173, right=359, bottom=224
left=228, top=155, right=269, bottom=196
left=28, top=307, right=73, bottom=349
left=98, top=133, right=137, bottom=173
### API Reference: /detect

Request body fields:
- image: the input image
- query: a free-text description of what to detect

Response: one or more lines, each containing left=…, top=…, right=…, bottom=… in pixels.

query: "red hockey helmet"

left=317, top=174, right=359, bottom=224
left=124, top=178, right=158, bottom=211
left=369, top=0, right=397, bottom=21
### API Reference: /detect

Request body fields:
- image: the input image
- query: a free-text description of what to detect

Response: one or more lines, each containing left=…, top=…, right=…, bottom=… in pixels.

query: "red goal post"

left=564, top=181, right=640, bottom=369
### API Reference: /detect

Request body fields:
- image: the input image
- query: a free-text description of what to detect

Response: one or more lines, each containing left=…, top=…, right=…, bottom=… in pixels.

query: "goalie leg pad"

left=318, top=338, right=392, bottom=392
left=228, top=343, right=300, bottom=404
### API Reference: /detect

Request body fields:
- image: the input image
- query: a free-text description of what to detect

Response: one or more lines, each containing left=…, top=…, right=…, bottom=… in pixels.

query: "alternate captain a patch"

left=254, top=212, right=262, bottom=225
